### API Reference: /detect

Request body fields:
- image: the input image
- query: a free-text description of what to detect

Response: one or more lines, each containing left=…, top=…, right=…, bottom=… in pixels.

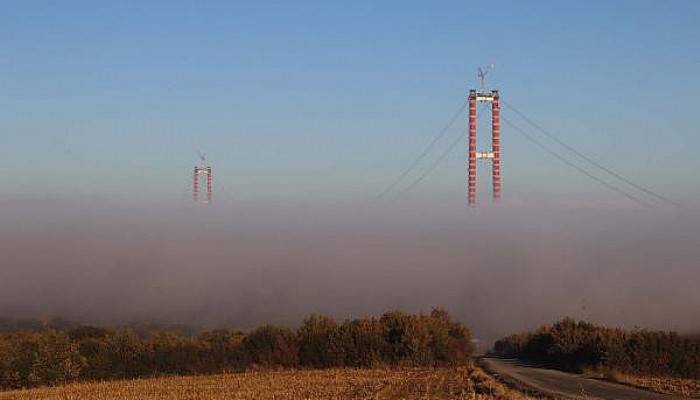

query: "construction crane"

left=477, top=64, right=495, bottom=90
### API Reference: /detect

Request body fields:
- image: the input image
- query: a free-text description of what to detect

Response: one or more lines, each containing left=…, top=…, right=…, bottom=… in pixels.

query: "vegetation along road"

left=481, top=357, right=688, bottom=400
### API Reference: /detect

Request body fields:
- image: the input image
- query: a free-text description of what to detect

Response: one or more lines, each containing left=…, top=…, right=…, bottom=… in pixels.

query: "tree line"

left=0, top=309, right=474, bottom=390
left=493, top=318, right=700, bottom=378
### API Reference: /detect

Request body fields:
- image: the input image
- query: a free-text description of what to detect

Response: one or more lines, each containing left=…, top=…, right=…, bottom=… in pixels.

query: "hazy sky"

left=1, top=1, right=699, bottom=206
left=1, top=2, right=699, bottom=342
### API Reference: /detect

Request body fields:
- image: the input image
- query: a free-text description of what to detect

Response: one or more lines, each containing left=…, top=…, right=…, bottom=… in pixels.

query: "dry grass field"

left=0, top=366, right=533, bottom=400
left=604, top=371, right=700, bottom=398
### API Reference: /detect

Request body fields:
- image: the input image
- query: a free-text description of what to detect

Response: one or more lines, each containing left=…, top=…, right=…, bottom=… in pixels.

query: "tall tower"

left=467, top=89, right=500, bottom=207
left=193, top=154, right=213, bottom=204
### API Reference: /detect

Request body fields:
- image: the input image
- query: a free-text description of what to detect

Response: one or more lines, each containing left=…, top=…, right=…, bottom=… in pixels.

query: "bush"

left=0, top=331, right=84, bottom=389
left=105, top=330, right=150, bottom=379
left=426, top=308, right=474, bottom=365
left=493, top=318, right=700, bottom=379
left=297, top=315, right=337, bottom=368
left=197, top=329, right=245, bottom=372
left=332, top=318, right=386, bottom=367
left=0, top=308, right=474, bottom=390
left=150, top=332, right=201, bottom=375
left=243, top=326, right=299, bottom=368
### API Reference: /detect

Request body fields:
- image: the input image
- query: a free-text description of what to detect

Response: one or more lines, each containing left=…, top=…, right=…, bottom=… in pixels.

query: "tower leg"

left=192, top=167, right=199, bottom=201
left=492, top=93, right=501, bottom=202
left=468, top=91, right=477, bottom=207
left=193, top=167, right=200, bottom=202
left=206, top=167, right=213, bottom=203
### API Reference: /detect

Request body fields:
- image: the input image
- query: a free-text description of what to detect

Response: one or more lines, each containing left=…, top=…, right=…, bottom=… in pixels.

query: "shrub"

left=0, top=331, right=84, bottom=389
left=332, top=318, right=386, bottom=367
left=493, top=318, right=700, bottom=379
left=105, top=330, right=150, bottom=379
left=297, top=314, right=337, bottom=368
left=197, top=329, right=245, bottom=372
left=150, top=332, right=197, bottom=375
left=0, top=308, right=475, bottom=390
left=243, top=326, right=299, bottom=368
left=426, top=308, right=474, bottom=365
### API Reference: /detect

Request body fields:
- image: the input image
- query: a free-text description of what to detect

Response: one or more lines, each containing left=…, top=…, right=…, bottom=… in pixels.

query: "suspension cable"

left=392, top=128, right=467, bottom=200
left=502, top=100, right=682, bottom=208
left=374, top=101, right=467, bottom=201
left=502, top=116, right=653, bottom=208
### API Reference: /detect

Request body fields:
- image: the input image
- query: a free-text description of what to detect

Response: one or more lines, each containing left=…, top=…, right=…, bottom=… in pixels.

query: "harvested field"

left=605, top=372, right=700, bottom=399
left=0, top=367, right=533, bottom=400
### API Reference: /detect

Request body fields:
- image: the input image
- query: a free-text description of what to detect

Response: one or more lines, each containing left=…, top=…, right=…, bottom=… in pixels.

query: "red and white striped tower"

left=468, top=90, right=478, bottom=207
left=467, top=89, right=501, bottom=207
left=491, top=91, right=501, bottom=201
left=206, top=166, right=213, bottom=203
left=192, top=155, right=213, bottom=204
left=193, top=166, right=200, bottom=202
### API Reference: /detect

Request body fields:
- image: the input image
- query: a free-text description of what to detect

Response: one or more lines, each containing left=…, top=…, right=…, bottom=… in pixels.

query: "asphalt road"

left=480, top=357, right=689, bottom=400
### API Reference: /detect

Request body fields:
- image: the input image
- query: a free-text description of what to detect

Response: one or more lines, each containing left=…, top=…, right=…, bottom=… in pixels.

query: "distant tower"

left=468, top=65, right=500, bottom=207
left=193, top=154, right=213, bottom=204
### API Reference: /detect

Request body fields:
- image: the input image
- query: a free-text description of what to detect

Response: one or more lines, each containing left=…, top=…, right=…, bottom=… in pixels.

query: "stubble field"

left=0, top=366, right=532, bottom=400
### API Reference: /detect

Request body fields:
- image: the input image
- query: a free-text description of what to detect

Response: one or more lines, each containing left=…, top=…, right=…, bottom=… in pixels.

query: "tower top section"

left=469, top=89, right=499, bottom=102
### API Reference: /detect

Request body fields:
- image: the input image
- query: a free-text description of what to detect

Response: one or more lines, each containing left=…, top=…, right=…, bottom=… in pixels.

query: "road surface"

left=480, top=357, right=689, bottom=400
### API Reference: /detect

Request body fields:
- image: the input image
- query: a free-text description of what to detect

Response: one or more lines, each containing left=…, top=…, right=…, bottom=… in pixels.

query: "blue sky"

left=1, top=1, right=698, bottom=207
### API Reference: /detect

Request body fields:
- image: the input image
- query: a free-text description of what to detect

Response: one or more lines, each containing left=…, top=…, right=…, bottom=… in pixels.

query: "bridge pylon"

left=467, top=89, right=500, bottom=207
left=193, top=154, right=213, bottom=204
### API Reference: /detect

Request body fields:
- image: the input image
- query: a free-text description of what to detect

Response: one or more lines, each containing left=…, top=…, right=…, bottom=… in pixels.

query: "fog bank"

left=1, top=197, right=698, bottom=344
